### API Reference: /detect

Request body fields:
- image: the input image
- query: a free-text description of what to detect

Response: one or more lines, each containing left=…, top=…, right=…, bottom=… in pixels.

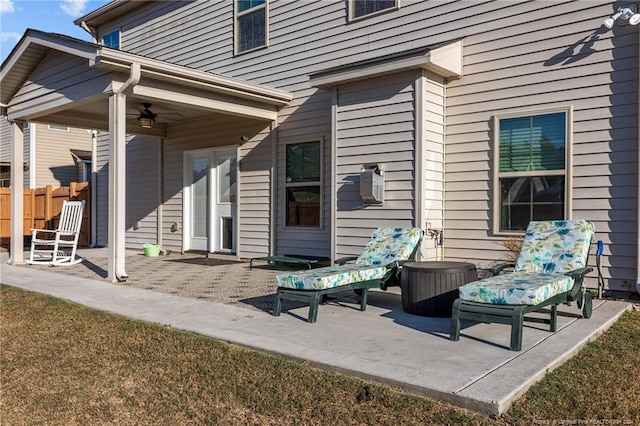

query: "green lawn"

left=1, top=284, right=638, bottom=425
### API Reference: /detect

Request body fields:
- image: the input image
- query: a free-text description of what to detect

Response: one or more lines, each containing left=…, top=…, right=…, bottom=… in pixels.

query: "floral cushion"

left=459, top=220, right=594, bottom=305
left=459, top=272, right=574, bottom=305
left=276, top=227, right=423, bottom=291
left=514, top=220, right=594, bottom=273
left=276, top=264, right=389, bottom=290
left=355, top=227, right=423, bottom=266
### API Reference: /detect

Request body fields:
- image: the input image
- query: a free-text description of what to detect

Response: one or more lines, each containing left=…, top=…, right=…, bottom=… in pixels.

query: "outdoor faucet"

left=428, top=228, right=443, bottom=246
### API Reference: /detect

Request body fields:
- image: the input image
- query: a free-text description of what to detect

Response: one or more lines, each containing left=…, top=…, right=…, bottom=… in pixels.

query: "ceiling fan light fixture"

left=138, top=103, right=156, bottom=128
left=138, top=116, right=154, bottom=128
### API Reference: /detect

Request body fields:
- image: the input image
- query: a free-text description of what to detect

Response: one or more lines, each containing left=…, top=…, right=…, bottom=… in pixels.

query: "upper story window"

left=236, top=0, right=267, bottom=54
left=493, top=108, right=571, bottom=233
left=285, top=141, right=321, bottom=227
left=101, top=30, right=120, bottom=49
left=351, top=0, right=398, bottom=20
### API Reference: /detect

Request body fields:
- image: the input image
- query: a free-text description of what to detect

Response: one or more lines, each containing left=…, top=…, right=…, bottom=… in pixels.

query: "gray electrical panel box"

left=360, top=165, right=384, bottom=204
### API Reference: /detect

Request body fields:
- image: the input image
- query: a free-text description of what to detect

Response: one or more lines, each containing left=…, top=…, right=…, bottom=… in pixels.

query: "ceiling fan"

left=137, top=103, right=156, bottom=128
left=128, top=103, right=183, bottom=128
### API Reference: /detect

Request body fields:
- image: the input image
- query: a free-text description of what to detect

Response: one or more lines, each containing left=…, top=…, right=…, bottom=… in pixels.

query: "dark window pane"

left=500, top=176, right=564, bottom=232
left=353, top=0, right=396, bottom=18
left=102, top=30, right=120, bottom=49
left=286, top=186, right=321, bottom=226
left=237, top=0, right=264, bottom=12
left=238, top=8, right=266, bottom=52
left=286, top=142, right=320, bottom=183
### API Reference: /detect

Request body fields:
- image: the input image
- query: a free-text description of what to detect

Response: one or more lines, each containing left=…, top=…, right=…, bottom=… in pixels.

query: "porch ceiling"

left=1, top=29, right=293, bottom=135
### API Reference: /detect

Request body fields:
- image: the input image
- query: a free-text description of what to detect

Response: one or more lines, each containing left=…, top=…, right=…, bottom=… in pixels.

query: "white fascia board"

left=1, top=31, right=96, bottom=77
left=1, top=30, right=100, bottom=105
left=132, top=85, right=278, bottom=122
left=94, top=49, right=294, bottom=106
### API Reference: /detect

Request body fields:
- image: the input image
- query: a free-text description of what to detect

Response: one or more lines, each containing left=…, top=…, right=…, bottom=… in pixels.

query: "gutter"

left=93, top=49, right=293, bottom=106
left=637, top=26, right=640, bottom=295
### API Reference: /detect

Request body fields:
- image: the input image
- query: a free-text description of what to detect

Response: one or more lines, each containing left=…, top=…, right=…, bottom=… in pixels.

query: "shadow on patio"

left=20, top=247, right=303, bottom=313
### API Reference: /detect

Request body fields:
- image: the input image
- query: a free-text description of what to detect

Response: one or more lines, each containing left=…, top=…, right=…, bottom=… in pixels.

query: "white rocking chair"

left=26, top=200, right=85, bottom=266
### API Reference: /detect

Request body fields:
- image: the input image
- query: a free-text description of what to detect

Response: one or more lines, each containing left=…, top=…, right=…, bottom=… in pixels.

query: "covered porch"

left=1, top=30, right=293, bottom=282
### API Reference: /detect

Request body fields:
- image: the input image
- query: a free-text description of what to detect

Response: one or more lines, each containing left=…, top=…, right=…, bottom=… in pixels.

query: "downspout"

left=414, top=71, right=426, bottom=261
left=330, top=87, right=338, bottom=262
left=108, top=63, right=140, bottom=282
left=637, top=25, right=640, bottom=295
left=158, top=137, right=163, bottom=248
left=90, top=130, right=97, bottom=247
left=269, top=122, right=277, bottom=256
left=441, top=77, right=447, bottom=262
left=121, top=63, right=141, bottom=93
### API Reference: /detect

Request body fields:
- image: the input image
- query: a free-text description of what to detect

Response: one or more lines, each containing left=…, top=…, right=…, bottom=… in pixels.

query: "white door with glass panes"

left=184, top=148, right=237, bottom=253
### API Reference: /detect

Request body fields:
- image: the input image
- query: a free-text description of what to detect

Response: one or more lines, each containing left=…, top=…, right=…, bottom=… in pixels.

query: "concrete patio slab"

left=0, top=251, right=631, bottom=416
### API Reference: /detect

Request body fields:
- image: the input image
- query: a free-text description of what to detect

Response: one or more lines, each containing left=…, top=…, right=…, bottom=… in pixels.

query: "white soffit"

left=309, top=40, right=463, bottom=89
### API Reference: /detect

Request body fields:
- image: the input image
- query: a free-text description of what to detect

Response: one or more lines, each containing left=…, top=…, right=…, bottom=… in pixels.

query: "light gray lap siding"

left=34, top=124, right=92, bottom=187
left=96, top=132, right=109, bottom=247
left=163, top=116, right=270, bottom=255
left=443, top=1, right=638, bottom=292
left=94, top=0, right=637, bottom=292
left=125, top=135, right=160, bottom=248
left=335, top=72, right=416, bottom=257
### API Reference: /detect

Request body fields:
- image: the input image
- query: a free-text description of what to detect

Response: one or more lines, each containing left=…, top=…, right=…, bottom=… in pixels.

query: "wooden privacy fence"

left=0, top=182, right=91, bottom=247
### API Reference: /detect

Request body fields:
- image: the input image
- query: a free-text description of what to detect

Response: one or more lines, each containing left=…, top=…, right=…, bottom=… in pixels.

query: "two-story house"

left=2, top=0, right=638, bottom=295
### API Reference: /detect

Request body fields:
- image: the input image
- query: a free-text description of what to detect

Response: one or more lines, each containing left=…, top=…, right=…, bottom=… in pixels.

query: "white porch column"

left=8, top=120, right=24, bottom=265
left=107, top=92, right=128, bottom=282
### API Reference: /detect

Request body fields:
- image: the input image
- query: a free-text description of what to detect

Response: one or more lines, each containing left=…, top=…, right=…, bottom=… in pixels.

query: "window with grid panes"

left=236, top=0, right=267, bottom=53
left=351, top=0, right=397, bottom=20
left=285, top=141, right=321, bottom=227
left=495, top=110, right=569, bottom=232
left=101, top=30, right=120, bottom=49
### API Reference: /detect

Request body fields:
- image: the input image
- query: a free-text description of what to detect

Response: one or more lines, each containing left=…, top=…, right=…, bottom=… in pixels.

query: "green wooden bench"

left=450, top=220, right=595, bottom=351
left=249, top=255, right=328, bottom=270
left=273, top=228, right=424, bottom=323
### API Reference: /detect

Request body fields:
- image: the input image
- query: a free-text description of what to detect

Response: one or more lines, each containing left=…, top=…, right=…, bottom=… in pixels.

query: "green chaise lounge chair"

left=273, top=227, right=424, bottom=323
left=450, top=219, right=595, bottom=351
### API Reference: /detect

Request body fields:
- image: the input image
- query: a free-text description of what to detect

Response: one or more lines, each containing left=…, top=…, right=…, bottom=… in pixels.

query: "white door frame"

left=183, top=146, right=238, bottom=253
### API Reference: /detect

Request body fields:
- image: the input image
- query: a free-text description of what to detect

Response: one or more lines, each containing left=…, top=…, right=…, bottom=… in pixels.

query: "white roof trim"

left=94, top=48, right=293, bottom=106
left=1, top=29, right=293, bottom=109
left=309, top=40, right=463, bottom=89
